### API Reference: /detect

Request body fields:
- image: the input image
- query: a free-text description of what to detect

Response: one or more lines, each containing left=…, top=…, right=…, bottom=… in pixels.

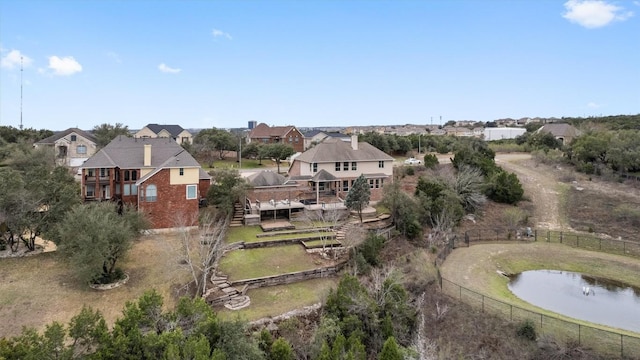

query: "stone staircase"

left=204, top=275, right=251, bottom=310
left=230, top=202, right=244, bottom=227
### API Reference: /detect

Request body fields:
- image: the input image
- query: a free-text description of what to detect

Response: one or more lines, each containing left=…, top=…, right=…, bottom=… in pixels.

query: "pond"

left=508, top=270, right=640, bottom=333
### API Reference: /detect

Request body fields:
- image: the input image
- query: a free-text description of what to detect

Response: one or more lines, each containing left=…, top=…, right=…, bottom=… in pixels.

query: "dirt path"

left=494, top=154, right=566, bottom=230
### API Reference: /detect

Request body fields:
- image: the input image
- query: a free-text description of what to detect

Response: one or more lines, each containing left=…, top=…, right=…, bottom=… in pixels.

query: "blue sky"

left=1, top=0, right=639, bottom=131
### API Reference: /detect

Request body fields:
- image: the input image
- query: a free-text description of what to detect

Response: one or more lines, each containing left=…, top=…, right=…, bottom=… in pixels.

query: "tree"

left=92, top=123, right=130, bottom=148
left=56, top=202, right=148, bottom=284
left=270, top=337, right=295, bottom=360
left=206, top=168, right=250, bottom=215
left=170, top=210, right=229, bottom=297
left=379, top=337, right=403, bottom=360
left=485, top=170, right=524, bottom=204
left=260, top=143, right=295, bottom=173
left=345, top=174, right=371, bottom=223
left=422, top=153, right=438, bottom=169
left=193, top=128, right=238, bottom=163
left=380, top=181, right=422, bottom=240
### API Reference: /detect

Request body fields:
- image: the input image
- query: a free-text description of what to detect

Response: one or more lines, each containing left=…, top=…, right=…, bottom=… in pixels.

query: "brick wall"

left=138, top=169, right=199, bottom=228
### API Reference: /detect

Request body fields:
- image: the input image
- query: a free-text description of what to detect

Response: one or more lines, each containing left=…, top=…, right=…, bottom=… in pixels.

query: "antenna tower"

left=20, top=56, right=24, bottom=130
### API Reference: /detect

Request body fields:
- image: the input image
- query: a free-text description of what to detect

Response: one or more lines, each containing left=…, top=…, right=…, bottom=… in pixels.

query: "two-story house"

left=288, top=135, right=394, bottom=203
left=135, top=124, right=193, bottom=145
left=247, top=123, right=304, bottom=153
left=34, top=128, right=98, bottom=176
left=80, top=136, right=211, bottom=229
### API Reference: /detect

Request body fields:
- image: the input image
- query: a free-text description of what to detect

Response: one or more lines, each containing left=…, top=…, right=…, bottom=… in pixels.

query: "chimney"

left=144, top=144, right=151, bottom=166
left=351, top=135, right=358, bottom=150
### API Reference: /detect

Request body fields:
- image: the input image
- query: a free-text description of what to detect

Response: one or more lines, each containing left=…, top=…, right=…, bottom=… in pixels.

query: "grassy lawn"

left=218, top=245, right=325, bottom=281
left=205, top=158, right=277, bottom=170
left=226, top=226, right=333, bottom=244
left=440, top=242, right=640, bottom=336
left=0, top=233, right=194, bottom=338
left=217, top=278, right=338, bottom=322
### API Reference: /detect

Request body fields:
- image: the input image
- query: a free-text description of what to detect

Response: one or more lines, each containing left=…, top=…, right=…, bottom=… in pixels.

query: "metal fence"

left=436, top=228, right=640, bottom=359
left=441, top=278, right=640, bottom=359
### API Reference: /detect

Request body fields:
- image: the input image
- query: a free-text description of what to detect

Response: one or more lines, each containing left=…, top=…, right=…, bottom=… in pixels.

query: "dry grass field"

left=0, top=232, right=193, bottom=338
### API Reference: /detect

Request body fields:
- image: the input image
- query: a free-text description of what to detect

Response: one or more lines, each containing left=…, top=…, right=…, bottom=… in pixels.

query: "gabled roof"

left=81, top=135, right=200, bottom=169
left=294, top=138, right=394, bottom=163
left=537, top=123, right=582, bottom=138
left=249, top=123, right=298, bottom=139
left=311, top=169, right=338, bottom=182
left=34, top=128, right=97, bottom=145
left=144, top=124, right=187, bottom=138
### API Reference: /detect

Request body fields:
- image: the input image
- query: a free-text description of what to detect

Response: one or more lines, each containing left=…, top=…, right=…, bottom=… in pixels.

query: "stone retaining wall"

left=230, top=263, right=346, bottom=289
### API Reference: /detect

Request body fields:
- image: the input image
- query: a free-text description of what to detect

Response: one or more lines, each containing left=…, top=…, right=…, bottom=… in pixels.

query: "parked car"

left=404, top=157, right=422, bottom=165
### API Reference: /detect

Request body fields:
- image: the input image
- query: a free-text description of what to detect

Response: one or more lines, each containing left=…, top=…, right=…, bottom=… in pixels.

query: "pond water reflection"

left=508, top=270, right=640, bottom=333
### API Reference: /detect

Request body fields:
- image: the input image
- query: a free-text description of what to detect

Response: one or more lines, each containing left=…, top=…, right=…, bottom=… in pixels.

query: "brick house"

left=135, top=124, right=193, bottom=145
left=247, top=123, right=304, bottom=153
left=34, top=128, right=98, bottom=176
left=80, top=136, right=211, bottom=229
left=288, top=135, right=394, bottom=203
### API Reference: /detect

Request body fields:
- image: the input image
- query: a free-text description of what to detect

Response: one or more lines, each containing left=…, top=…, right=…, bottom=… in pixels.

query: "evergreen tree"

left=345, top=174, right=371, bottom=223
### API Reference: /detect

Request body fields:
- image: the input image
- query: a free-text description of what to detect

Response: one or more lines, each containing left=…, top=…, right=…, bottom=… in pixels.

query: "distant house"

left=33, top=128, right=97, bottom=175
left=248, top=123, right=304, bottom=153
left=536, top=123, right=582, bottom=145
left=80, top=136, right=211, bottom=229
left=289, top=135, right=394, bottom=202
left=303, top=130, right=350, bottom=150
left=135, top=124, right=193, bottom=145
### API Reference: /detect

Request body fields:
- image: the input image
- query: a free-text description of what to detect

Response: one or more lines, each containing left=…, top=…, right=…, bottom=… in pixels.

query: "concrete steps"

left=205, top=274, right=251, bottom=310
left=230, top=202, right=244, bottom=227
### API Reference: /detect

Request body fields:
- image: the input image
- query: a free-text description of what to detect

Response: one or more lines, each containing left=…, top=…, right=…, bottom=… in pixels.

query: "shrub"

left=516, top=320, right=537, bottom=341
left=405, top=166, right=415, bottom=176
left=423, top=154, right=439, bottom=169
left=486, top=170, right=524, bottom=204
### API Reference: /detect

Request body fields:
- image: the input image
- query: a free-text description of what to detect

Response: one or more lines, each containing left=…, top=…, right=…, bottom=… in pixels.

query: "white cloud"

left=106, top=51, right=122, bottom=63
left=47, top=55, right=82, bottom=76
left=587, top=102, right=604, bottom=108
left=212, top=28, right=232, bottom=40
left=1, top=49, right=33, bottom=69
left=158, top=63, right=181, bottom=74
left=563, top=0, right=633, bottom=28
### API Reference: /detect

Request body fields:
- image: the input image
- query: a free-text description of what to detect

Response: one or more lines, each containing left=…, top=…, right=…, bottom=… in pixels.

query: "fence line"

left=440, top=278, right=640, bottom=359
left=436, top=228, right=640, bottom=359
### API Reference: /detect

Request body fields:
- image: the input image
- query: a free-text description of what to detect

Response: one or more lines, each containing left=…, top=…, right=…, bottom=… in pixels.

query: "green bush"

left=405, top=166, right=415, bottom=176
left=485, top=170, right=524, bottom=204
left=423, top=154, right=438, bottom=169
left=516, top=320, right=537, bottom=341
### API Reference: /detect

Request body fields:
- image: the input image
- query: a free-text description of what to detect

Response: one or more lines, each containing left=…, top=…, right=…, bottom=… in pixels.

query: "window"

left=70, top=135, right=77, bottom=141
left=87, top=169, right=94, bottom=177
left=181, top=137, right=189, bottom=144
left=124, top=170, right=130, bottom=181
left=131, top=170, right=137, bottom=181
left=378, top=161, right=384, bottom=168
left=312, top=163, right=317, bottom=172
left=186, top=185, right=197, bottom=199
left=343, top=162, right=349, bottom=171
left=294, top=136, right=299, bottom=142
left=100, top=168, right=109, bottom=177
left=342, top=180, right=349, bottom=192
left=86, top=185, right=95, bottom=197
left=335, top=162, right=341, bottom=171
left=123, top=184, right=138, bottom=196
left=375, top=179, right=380, bottom=188
left=76, top=145, right=87, bottom=154
left=289, top=136, right=292, bottom=142
left=179, top=168, right=184, bottom=176
left=369, top=179, right=374, bottom=189
left=351, top=162, right=357, bottom=171
left=145, top=184, right=157, bottom=202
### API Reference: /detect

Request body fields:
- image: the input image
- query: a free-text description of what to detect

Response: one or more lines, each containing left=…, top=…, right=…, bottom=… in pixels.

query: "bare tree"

left=170, top=210, right=229, bottom=297
left=303, top=208, right=346, bottom=257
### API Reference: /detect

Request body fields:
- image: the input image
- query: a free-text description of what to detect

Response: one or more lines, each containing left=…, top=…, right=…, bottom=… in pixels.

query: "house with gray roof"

left=135, top=123, right=193, bottom=145
left=536, top=123, right=582, bottom=145
left=289, top=135, right=394, bottom=202
left=80, top=136, right=210, bottom=229
left=34, top=128, right=97, bottom=175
